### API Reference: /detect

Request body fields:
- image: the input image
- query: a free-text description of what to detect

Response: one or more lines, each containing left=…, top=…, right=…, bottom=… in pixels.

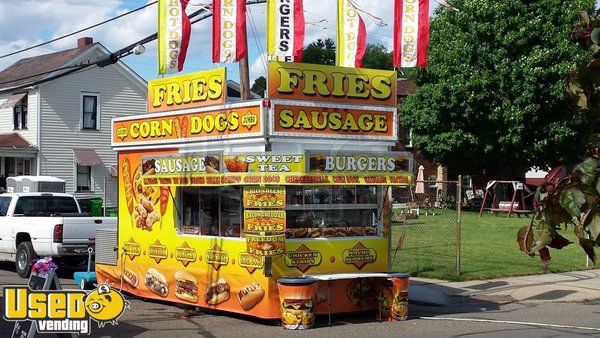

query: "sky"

left=0, top=0, right=598, bottom=85
left=0, top=0, right=441, bottom=85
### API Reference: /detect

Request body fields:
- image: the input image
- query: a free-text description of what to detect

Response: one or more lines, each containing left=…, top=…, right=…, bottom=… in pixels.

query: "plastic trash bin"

left=380, top=273, right=409, bottom=321
left=277, top=277, right=318, bottom=330
left=89, top=198, right=103, bottom=216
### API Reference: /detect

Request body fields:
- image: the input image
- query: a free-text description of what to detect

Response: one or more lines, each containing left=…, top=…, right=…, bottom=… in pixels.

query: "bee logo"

left=85, top=284, right=129, bottom=327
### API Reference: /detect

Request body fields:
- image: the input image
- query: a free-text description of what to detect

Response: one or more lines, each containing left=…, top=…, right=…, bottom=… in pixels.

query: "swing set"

left=478, top=180, right=533, bottom=217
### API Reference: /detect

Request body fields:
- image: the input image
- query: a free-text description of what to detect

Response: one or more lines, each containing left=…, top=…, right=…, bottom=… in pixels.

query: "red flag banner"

left=212, top=0, right=247, bottom=63
left=336, top=0, right=367, bottom=68
left=393, top=0, right=429, bottom=68
left=158, top=0, right=192, bottom=74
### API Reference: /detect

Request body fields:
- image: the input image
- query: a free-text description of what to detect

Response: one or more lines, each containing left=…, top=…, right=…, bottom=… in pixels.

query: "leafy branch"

left=517, top=138, right=600, bottom=266
left=517, top=10, right=599, bottom=267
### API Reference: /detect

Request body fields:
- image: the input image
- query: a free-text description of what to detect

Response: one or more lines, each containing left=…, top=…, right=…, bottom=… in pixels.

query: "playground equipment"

left=479, top=180, right=532, bottom=217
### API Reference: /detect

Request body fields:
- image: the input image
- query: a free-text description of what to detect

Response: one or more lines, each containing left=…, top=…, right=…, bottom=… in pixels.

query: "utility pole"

left=239, top=55, right=251, bottom=100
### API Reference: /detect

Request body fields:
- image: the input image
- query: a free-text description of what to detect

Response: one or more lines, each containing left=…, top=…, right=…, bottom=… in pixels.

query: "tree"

left=301, top=38, right=336, bottom=65
left=517, top=12, right=600, bottom=268
left=362, top=44, right=393, bottom=70
left=301, top=39, right=394, bottom=71
left=251, top=76, right=266, bottom=97
left=399, top=0, right=598, bottom=176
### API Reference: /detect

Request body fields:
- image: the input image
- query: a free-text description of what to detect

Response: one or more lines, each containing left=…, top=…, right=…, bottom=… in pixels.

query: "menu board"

left=243, top=186, right=286, bottom=257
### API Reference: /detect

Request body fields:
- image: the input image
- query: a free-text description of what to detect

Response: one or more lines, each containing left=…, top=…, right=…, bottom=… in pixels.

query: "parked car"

left=0, top=192, right=116, bottom=277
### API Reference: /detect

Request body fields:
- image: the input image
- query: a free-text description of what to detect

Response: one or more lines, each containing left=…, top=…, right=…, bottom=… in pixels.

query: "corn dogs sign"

left=112, top=102, right=262, bottom=146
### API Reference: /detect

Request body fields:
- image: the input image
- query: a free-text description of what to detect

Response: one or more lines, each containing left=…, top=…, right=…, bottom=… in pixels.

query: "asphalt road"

left=1, top=262, right=599, bottom=338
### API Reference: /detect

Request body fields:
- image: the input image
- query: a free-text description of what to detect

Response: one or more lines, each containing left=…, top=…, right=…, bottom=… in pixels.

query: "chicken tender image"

left=140, top=196, right=154, bottom=212
left=135, top=203, right=148, bottom=219
left=146, top=210, right=160, bottom=229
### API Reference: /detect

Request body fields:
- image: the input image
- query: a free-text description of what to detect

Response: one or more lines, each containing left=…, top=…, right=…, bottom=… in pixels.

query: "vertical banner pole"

left=456, top=176, right=462, bottom=276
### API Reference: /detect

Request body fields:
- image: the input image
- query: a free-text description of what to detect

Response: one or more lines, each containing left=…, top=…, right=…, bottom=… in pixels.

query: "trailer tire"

left=16, top=241, right=36, bottom=278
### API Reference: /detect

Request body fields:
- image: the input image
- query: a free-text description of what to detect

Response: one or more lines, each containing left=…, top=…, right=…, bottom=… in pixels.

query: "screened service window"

left=82, top=95, right=98, bottom=130
left=285, top=186, right=380, bottom=239
left=13, top=95, right=27, bottom=130
left=76, top=165, right=91, bottom=191
left=14, top=196, right=79, bottom=215
left=179, top=186, right=241, bottom=237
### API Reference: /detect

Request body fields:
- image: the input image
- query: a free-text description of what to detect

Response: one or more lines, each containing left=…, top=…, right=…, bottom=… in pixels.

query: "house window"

left=13, top=95, right=27, bottom=130
left=82, top=94, right=98, bottom=130
left=76, top=165, right=92, bottom=191
left=404, top=128, right=413, bottom=148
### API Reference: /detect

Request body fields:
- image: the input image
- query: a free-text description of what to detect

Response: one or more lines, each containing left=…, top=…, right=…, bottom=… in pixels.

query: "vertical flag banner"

left=393, top=0, right=430, bottom=68
left=213, top=0, right=248, bottom=63
left=336, top=0, right=367, bottom=68
left=266, top=0, right=306, bottom=62
left=158, top=0, right=191, bottom=74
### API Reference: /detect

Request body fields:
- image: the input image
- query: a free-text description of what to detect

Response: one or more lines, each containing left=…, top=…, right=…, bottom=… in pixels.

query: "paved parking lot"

left=1, top=262, right=600, bottom=337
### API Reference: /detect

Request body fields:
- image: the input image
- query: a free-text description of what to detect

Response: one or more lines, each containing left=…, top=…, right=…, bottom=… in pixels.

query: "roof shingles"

left=0, top=45, right=92, bottom=90
left=0, top=133, right=32, bottom=148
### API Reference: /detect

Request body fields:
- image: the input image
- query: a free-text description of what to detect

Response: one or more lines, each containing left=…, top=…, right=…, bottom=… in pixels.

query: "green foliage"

left=400, top=0, right=598, bottom=175
left=250, top=76, right=266, bottom=98
left=361, top=44, right=393, bottom=70
left=301, top=38, right=336, bottom=65
left=518, top=136, right=600, bottom=267
left=301, top=39, right=396, bottom=72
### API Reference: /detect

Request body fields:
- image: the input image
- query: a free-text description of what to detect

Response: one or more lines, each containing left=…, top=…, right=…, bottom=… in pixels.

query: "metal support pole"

left=103, top=177, right=107, bottom=217
left=456, top=176, right=462, bottom=276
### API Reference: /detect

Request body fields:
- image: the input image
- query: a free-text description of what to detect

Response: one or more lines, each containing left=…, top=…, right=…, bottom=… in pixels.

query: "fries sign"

left=243, top=186, right=286, bottom=208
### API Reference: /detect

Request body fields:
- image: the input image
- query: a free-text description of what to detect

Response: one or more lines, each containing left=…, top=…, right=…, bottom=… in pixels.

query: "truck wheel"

left=16, top=242, right=36, bottom=278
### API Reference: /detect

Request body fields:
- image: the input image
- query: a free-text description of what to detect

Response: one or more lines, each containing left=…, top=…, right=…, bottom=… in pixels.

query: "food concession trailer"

left=97, top=62, right=413, bottom=322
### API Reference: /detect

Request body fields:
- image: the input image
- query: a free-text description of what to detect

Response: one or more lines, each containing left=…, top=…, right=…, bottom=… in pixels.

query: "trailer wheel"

left=16, top=242, right=36, bottom=278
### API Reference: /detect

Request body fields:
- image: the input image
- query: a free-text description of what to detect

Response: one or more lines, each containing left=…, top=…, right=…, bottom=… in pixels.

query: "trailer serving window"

left=179, top=186, right=241, bottom=237
left=285, top=185, right=381, bottom=239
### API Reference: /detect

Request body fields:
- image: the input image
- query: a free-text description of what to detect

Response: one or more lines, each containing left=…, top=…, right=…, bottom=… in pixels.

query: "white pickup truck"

left=0, top=192, right=117, bottom=277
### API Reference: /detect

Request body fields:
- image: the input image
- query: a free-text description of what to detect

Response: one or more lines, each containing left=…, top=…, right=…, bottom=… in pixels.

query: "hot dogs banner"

left=95, top=149, right=391, bottom=319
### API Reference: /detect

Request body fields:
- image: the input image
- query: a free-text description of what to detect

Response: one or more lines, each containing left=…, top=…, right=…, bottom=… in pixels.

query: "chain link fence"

left=390, top=179, right=461, bottom=276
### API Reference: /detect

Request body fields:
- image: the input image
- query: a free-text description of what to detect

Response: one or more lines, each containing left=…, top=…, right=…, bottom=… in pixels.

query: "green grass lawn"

left=391, top=210, right=593, bottom=281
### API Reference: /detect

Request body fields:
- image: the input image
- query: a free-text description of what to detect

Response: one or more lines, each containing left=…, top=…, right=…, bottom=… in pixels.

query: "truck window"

left=14, top=196, right=79, bottom=215
left=0, top=196, right=10, bottom=216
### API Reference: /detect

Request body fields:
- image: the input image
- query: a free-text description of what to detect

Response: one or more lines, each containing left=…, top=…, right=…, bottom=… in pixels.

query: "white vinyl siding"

left=39, top=50, right=146, bottom=204
left=0, top=89, right=39, bottom=146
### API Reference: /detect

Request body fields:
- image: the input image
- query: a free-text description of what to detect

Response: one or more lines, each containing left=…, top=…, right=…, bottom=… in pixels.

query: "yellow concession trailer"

left=97, top=62, right=413, bottom=319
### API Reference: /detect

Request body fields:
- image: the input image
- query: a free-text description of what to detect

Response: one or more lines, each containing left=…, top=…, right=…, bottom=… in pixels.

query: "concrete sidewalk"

left=409, top=269, right=600, bottom=306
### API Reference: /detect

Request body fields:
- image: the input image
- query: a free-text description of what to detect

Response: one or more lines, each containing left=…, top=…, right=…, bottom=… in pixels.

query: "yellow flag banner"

left=336, top=0, right=366, bottom=67
left=158, top=0, right=191, bottom=74
left=267, top=0, right=305, bottom=62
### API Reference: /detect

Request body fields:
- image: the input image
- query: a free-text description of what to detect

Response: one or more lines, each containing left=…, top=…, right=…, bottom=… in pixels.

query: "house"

left=0, top=37, right=147, bottom=209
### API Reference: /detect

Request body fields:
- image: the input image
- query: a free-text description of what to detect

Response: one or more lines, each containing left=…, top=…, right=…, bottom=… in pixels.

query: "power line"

left=0, top=63, right=93, bottom=86
left=0, top=0, right=268, bottom=93
left=0, top=1, right=158, bottom=59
